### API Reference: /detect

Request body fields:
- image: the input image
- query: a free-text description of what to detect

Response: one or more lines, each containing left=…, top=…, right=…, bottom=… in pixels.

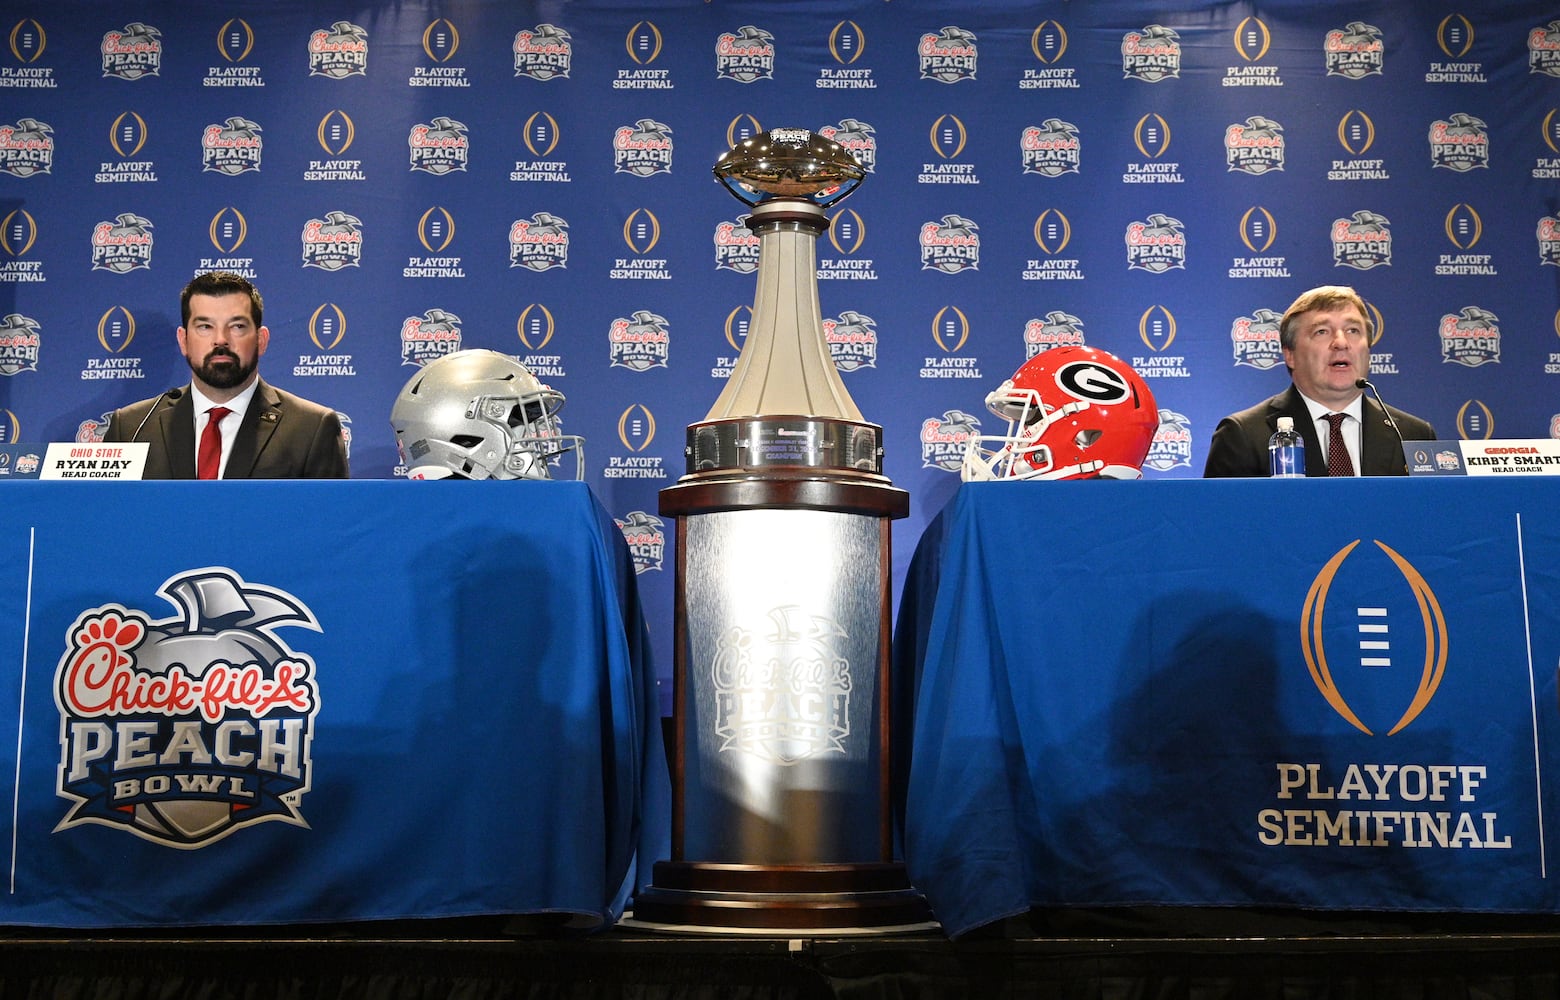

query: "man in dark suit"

left=103, top=272, right=348, bottom=479
left=1204, top=285, right=1435, bottom=477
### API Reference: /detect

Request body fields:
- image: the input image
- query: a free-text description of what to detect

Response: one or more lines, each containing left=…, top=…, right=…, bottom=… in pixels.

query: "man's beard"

left=190, top=346, right=256, bottom=390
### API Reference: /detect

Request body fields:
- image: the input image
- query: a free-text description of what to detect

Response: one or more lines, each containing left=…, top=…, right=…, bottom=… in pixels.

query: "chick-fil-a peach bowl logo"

left=53, top=568, right=321, bottom=849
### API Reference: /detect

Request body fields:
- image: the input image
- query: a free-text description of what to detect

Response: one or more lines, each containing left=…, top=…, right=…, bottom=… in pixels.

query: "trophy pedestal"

left=634, top=419, right=929, bottom=933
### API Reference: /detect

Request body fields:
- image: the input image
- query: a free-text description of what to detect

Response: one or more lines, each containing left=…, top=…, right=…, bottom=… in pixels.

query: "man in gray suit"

left=1204, top=285, right=1435, bottom=478
left=104, top=271, right=348, bottom=479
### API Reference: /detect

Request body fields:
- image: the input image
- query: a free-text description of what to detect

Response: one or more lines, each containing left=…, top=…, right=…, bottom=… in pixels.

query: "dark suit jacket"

left=1203, top=384, right=1436, bottom=478
left=103, top=378, right=349, bottom=479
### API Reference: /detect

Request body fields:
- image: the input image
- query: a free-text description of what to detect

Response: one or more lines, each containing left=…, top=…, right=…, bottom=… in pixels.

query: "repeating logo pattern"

left=1439, top=306, right=1501, bottom=367
left=0, top=2, right=1556, bottom=609
left=615, top=511, right=665, bottom=574
left=1326, top=21, right=1385, bottom=78
left=202, top=117, right=262, bottom=175
left=1430, top=113, right=1491, bottom=171
left=716, top=25, right=775, bottom=83
left=1224, top=116, right=1285, bottom=174
left=1122, top=24, right=1181, bottom=82
left=1332, top=210, right=1392, bottom=269
left=1125, top=214, right=1187, bottom=273
left=824, top=310, right=878, bottom=372
left=1143, top=409, right=1193, bottom=471
left=513, top=24, right=570, bottom=80
left=409, top=117, right=469, bottom=174
left=1231, top=309, right=1284, bottom=370
left=920, top=409, right=981, bottom=470
left=920, top=214, right=980, bottom=272
left=0, top=118, right=53, bottom=176
left=1021, top=119, right=1081, bottom=177
left=301, top=212, right=363, bottom=271
left=1023, top=311, right=1086, bottom=358
left=91, top=213, right=153, bottom=273
left=1533, top=20, right=1560, bottom=76
left=101, top=23, right=161, bottom=80
left=510, top=212, right=569, bottom=271
left=310, top=21, right=367, bottom=79
left=613, top=118, right=672, bottom=176
left=919, top=26, right=977, bottom=83
left=0, top=312, right=41, bottom=375
left=400, top=308, right=462, bottom=366
left=608, top=310, right=670, bottom=371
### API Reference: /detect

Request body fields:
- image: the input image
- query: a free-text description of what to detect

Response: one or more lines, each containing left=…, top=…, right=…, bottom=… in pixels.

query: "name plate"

left=1404, top=439, right=1560, bottom=477
left=40, top=442, right=149, bottom=480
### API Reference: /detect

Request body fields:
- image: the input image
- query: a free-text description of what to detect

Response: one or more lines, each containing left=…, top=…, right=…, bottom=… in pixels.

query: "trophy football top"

left=713, top=127, right=864, bottom=207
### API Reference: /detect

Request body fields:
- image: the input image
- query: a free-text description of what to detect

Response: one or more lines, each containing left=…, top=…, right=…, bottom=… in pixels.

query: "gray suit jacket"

left=103, top=378, right=349, bottom=479
left=1203, top=384, right=1436, bottom=478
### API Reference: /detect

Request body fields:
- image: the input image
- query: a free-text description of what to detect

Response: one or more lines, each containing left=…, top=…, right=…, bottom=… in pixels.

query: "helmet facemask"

left=464, top=390, right=584, bottom=481
left=962, top=383, right=1103, bottom=481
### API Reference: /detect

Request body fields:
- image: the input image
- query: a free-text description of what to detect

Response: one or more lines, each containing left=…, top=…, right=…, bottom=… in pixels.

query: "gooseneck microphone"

left=128, top=387, right=184, bottom=443
left=1355, top=377, right=1404, bottom=446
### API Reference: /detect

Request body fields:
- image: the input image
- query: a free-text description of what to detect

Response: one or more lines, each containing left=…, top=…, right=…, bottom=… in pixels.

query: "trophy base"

left=629, top=862, right=935, bottom=934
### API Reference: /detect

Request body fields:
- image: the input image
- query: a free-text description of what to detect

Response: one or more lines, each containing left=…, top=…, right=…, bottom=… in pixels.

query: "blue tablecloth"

left=895, top=478, right=1560, bottom=936
left=0, top=481, right=669, bottom=930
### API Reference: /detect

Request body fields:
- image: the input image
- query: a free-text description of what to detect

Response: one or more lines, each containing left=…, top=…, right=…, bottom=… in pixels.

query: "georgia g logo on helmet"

left=1055, top=359, right=1132, bottom=405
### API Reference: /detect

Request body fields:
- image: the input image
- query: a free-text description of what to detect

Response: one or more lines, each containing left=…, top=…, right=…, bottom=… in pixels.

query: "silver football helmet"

left=390, top=349, right=584, bottom=480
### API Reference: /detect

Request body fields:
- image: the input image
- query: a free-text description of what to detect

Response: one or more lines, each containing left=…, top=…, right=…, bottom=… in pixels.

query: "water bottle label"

left=1270, top=446, right=1302, bottom=478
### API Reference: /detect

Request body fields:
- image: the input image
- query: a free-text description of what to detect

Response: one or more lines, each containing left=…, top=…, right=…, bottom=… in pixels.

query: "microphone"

left=128, top=387, right=183, bottom=443
left=1355, top=377, right=1404, bottom=446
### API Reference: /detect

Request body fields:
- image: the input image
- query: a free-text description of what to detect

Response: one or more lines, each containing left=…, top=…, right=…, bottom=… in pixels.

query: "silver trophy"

left=633, top=129, right=928, bottom=932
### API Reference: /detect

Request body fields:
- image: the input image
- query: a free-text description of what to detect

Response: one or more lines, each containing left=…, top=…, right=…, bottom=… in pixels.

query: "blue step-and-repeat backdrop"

left=3, top=1, right=1559, bottom=710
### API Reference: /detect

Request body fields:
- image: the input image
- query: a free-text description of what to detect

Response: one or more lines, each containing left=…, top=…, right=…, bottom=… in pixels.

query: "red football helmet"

left=961, top=346, right=1160, bottom=481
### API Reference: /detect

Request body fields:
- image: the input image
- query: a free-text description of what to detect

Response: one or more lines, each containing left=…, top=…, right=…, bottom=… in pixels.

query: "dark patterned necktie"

left=1323, top=412, right=1354, bottom=477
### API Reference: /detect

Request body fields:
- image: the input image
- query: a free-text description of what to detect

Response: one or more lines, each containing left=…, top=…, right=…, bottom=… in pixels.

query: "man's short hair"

left=1279, top=285, right=1370, bottom=350
left=181, top=271, right=263, bottom=329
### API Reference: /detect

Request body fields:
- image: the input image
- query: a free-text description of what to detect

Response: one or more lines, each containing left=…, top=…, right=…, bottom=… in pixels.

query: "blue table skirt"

left=0, top=481, right=669, bottom=930
left=896, top=478, right=1560, bottom=936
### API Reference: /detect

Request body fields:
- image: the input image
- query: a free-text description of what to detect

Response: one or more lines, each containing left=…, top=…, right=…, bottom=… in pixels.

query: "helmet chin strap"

left=1024, top=398, right=1089, bottom=437
left=1036, top=458, right=1106, bottom=480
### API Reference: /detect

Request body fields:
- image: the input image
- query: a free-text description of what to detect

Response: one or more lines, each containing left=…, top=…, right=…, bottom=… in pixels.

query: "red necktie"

left=197, top=406, right=231, bottom=480
left=1323, top=412, right=1354, bottom=477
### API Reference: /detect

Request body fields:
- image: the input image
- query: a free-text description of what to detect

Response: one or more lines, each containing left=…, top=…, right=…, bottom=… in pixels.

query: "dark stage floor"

left=5, top=910, right=1560, bottom=999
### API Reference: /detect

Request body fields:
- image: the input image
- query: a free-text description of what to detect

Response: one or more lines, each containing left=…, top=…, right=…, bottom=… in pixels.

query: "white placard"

left=1404, top=439, right=1560, bottom=476
left=40, top=442, right=150, bottom=480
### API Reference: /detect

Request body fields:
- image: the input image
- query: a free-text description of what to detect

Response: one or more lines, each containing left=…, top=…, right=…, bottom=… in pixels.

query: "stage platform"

left=5, top=910, right=1560, bottom=999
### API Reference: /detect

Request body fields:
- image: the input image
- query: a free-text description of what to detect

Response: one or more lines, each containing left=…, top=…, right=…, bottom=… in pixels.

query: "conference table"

left=894, top=477, right=1560, bottom=937
left=0, top=481, right=668, bottom=930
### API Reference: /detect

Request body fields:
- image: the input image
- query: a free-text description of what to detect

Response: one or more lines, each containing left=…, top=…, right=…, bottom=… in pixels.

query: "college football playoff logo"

left=1300, top=540, right=1448, bottom=736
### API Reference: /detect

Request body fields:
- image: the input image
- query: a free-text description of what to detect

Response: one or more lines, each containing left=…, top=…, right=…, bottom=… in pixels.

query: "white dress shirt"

left=1297, top=391, right=1362, bottom=476
left=188, top=380, right=259, bottom=479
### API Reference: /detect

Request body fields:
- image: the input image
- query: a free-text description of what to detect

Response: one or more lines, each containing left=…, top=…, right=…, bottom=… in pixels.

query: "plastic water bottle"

left=1268, top=416, right=1304, bottom=478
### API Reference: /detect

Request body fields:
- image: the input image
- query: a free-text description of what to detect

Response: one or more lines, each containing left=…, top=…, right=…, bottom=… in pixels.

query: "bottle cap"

left=1276, top=416, right=1295, bottom=432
